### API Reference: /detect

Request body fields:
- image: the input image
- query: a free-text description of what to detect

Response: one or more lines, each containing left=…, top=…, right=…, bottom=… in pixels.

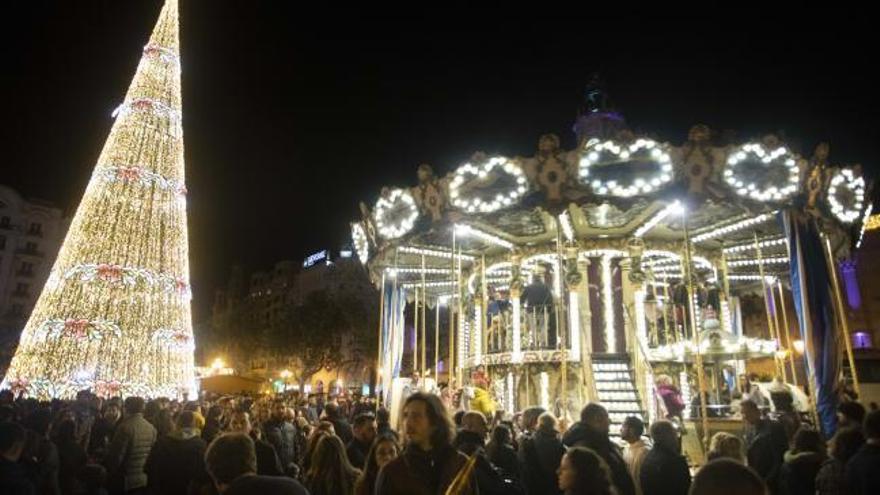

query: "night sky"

left=2, top=3, right=877, bottom=320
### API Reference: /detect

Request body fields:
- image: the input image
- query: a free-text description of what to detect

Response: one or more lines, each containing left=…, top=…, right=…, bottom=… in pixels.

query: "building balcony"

left=15, top=249, right=43, bottom=258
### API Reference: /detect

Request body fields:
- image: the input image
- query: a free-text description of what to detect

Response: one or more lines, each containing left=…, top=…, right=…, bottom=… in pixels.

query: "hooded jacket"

left=778, top=449, right=825, bottom=495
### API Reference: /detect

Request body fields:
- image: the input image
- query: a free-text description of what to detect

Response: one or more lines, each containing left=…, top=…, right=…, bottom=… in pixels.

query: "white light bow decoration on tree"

left=449, top=156, right=528, bottom=213
left=827, top=168, right=866, bottom=224
left=724, top=143, right=800, bottom=202
left=374, top=188, right=419, bottom=239
left=578, top=138, right=674, bottom=197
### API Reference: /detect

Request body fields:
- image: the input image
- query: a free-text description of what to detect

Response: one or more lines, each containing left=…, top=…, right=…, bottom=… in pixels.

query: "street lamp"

left=211, top=358, right=225, bottom=375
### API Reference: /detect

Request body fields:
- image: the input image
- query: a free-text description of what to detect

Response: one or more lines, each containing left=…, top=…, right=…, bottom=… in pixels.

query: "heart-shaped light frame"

left=374, top=188, right=418, bottom=239
left=449, top=156, right=528, bottom=214
left=578, top=138, right=674, bottom=197
left=724, top=143, right=799, bottom=202
left=828, top=168, right=865, bottom=224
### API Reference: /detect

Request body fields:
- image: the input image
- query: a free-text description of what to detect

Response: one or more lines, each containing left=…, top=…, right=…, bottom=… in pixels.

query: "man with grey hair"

left=520, top=412, right=565, bottom=494
left=204, top=433, right=308, bottom=495
left=639, top=420, right=690, bottom=495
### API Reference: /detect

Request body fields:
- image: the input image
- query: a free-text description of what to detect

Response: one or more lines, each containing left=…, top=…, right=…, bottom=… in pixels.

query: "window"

left=0, top=216, right=9, bottom=228
left=0, top=235, right=5, bottom=250
left=25, top=242, right=37, bottom=253
left=11, top=304, right=23, bottom=315
left=15, top=283, right=29, bottom=294
left=28, top=222, right=42, bottom=235
left=19, top=262, right=33, bottom=275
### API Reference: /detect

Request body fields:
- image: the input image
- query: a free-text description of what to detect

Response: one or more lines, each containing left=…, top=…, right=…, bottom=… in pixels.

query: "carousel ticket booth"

left=349, top=85, right=870, bottom=461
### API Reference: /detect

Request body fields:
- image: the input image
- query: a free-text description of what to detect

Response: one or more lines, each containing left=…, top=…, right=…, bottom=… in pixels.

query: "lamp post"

left=211, top=358, right=225, bottom=376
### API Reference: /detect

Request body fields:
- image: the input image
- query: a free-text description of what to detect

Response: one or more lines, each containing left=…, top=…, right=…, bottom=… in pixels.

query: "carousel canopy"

left=350, top=91, right=871, bottom=299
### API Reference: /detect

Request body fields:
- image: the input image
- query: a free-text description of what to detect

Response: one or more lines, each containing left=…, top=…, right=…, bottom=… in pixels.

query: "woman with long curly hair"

left=305, top=434, right=361, bottom=495
left=557, top=446, right=616, bottom=495
left=355, top=434, right=400, bottom=495
left=300, top=420, right=336, bottom=475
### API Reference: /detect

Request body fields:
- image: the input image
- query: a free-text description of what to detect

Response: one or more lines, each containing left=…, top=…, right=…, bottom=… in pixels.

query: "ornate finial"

left=581, top=73, right=612, bottom=114
left=573, top=73, right=626, bottom=144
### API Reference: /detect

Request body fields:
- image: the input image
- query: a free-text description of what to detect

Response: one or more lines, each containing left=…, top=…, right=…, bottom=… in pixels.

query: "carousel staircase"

left=591, top=353, right=646, bottom=437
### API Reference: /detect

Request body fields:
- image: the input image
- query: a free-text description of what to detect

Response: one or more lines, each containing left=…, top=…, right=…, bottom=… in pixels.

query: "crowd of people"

left=1, top=386, right=879, bottom=495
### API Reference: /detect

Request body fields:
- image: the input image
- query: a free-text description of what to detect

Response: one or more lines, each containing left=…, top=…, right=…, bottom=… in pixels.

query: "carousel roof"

left=350, top=89, right=872, bottom=296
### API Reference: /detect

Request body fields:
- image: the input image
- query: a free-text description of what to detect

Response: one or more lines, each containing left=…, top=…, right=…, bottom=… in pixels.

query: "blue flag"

left=783, top=211, right=840, bottom=435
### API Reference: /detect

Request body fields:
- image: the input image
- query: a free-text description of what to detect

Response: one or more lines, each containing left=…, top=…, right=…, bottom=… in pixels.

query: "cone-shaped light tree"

left=3, top=0, right=196, bottom=399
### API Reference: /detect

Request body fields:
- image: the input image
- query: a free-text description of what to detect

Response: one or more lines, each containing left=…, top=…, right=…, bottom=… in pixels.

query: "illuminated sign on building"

left=303, top=250, right=329, bottom=268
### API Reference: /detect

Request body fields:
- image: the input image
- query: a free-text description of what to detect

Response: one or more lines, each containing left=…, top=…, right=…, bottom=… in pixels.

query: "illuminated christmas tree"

left=2, top=0, right=196, bottom=399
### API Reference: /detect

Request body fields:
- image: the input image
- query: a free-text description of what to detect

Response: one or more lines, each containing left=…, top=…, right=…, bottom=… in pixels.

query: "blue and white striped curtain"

left=381, top=282, right=406, bottom=407
left=783, top=211, right=841, bottom=435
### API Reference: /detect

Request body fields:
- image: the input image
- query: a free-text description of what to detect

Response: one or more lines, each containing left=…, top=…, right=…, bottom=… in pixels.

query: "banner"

left=380, top=281, right=406, bottom=408
left=784, top=211, right=840, bottom=435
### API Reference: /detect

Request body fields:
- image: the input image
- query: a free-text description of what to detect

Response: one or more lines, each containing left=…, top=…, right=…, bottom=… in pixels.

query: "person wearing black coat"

left=346, top=413, right=377, bottom=469
left=0, top=422, right=36, bottom=495
left=486, top=424, right=519, bottom=482
left=742, top=399, right=788, bottom=490
left=518, top=412, right=565, bottom=495
left=323, top=402, right=354, bottom=444
left=453, top=412, right=520, bottom=495
left=88, top=404, right=121, bottom=462
left=55, top=420, right=87, bottom=495
left=228, top=411, right=284, bottom=476
left=845, top=409, right=880, bottom=495
left=263, top=402, right=300, bottom=476
left=21, top=407, right=61, bottom=495
left=639, top=421, right=690, bottom=495
left=563, top=404, right=636, bottom=495
left=145, top=412, right=209, bottom=495
left=201, top=405, right=224, bottom=445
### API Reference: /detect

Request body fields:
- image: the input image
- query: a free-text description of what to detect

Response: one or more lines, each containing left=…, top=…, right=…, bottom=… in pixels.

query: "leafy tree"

left=272, top=286, right=378, bottom=387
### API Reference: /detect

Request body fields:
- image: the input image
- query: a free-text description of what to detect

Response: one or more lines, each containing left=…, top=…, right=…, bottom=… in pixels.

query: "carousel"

left=349, top=81, right=871, bottom=452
